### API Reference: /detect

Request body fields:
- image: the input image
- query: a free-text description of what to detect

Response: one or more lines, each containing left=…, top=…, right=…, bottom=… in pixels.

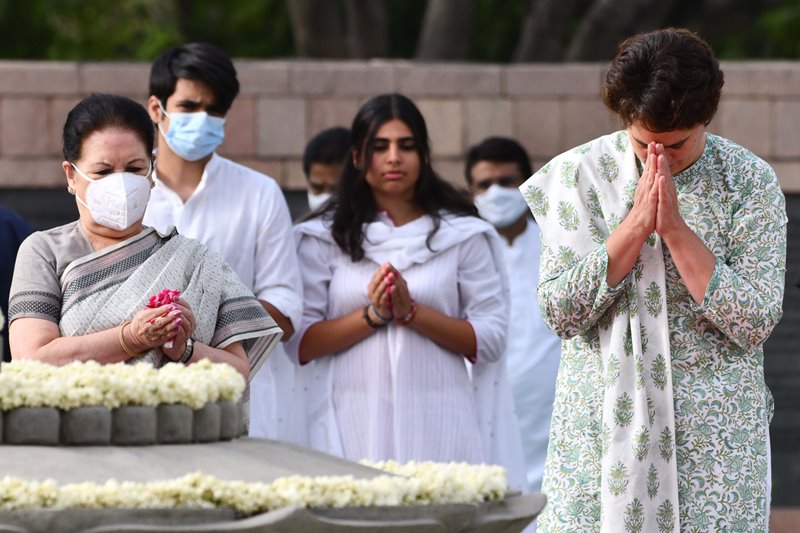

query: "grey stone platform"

left=0, top=438, right=546, bottom=532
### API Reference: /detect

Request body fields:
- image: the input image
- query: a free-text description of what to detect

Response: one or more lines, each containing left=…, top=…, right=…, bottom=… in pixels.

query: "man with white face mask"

left=466, top=137, right=561, bottom=500
left=143, top=43, right=305, bottom=443
left=301, top=127, right=349, bottom=216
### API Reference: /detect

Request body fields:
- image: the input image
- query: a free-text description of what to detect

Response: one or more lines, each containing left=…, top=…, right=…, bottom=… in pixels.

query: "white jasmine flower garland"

left=0, top=360, right=244, bottom=411
left=0, top=463, right=507, bottom=514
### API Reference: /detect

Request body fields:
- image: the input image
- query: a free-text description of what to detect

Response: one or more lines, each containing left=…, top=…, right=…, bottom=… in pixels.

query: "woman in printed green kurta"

left=522, top=29, right=786, bottom=533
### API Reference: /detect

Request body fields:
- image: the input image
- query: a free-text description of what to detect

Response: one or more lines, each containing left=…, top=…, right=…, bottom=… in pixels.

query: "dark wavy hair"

left=602, top=28, right=724, bottom=132
left=63, top=93, right=154, bottom=162
left=313, top=93, right=477, bottom=262
left=149, top=42, right=240, bottom=114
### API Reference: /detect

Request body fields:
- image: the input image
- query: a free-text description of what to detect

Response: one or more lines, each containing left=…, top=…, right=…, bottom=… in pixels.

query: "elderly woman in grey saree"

left=8, top=94, right=281, bottom=392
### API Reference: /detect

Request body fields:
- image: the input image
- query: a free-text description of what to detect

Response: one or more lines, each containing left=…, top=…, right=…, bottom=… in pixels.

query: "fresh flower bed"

left=0, top=461, right=507, bottom=514
left=0, top=360, right=244, bottom=411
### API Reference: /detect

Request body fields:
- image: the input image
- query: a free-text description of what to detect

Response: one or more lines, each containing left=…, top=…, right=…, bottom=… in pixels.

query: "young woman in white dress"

left=291, top=94, right=525, bottom=488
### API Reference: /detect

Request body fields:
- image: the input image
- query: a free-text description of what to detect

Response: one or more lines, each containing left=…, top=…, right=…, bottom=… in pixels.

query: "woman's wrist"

left=118, top=320, right=143, bottom=357
left=363, top=304, right=390, bottom=329
left=396, top=301, right=417, bottom=325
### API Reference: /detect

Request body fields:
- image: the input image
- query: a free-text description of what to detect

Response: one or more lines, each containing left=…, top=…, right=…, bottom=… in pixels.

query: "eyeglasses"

left=472, top=176, right=520, bottom=192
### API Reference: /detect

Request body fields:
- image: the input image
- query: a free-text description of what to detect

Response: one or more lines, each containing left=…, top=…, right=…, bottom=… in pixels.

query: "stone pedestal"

left=111, top=406, right=156, bottom=445
left=156, top=405, right=192, bottom=444
left=218, top=401, right=239, bottom=440
left=60, top=406, right=111, bottom=445
left=4, top=407, right=59, bottom=445
left=193, top=402, right=221, bottom=442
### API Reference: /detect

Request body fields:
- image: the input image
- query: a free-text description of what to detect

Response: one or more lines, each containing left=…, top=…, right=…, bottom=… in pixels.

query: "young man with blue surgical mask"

left=466, top=137, right=561, bottom=498
left=143, top=43, right=305, bottom=444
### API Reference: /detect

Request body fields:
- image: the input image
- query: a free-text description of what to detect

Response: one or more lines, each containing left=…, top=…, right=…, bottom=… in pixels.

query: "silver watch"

left=179, top=337, right=194, bottom=364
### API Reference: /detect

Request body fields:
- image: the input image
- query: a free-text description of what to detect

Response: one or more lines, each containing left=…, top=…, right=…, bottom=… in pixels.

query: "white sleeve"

left=252, top=180, right=304, bottom=330
left=458, top=233, right=509, bottom=364
left=284, top=231, right=333, bottom=362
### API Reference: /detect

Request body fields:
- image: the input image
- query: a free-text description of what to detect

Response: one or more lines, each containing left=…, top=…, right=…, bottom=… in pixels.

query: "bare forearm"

left=188, top=341, right=249, bottom=379
left=298, top=309, right=375, bottom=364
left=10, top=322, right=131, bottom=365
left=662, top=224, right=715, bottom=305
left=606, top=218, right=649, bottom=287
left=407, top=304, right=477, bottom=360
left=260, top=300, right=294, bottom=341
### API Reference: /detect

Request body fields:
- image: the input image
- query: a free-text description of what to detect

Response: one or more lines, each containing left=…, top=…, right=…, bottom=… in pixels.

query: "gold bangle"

left=118, top=320, right=143, bottom=357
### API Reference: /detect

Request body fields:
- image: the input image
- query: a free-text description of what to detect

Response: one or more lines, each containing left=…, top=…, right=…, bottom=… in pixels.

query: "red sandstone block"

left=0, top=62, right=78, bottom=95
left=1, top=98, right=50, bottom=156
left=217, top=97, right=255, bottom=157
left=769, top=161, right=800, bottom=193
left=291, top=61, right=395, bottom=96
left=235, top=61, right=291, bottom=96
left=0, top=158, right=65, bottom=187
left=79, top=63, right=150, bottom=96
left=714, top=98, right=771, bottom=158
left=397, top=63, right=502, bottom=97
left=282, top=158, right=306, bottom=190
left=434, top=158, right=467, bottom=189
left=561, top=99, right=619, bottom=148
left=505, top=64, right=605, bottom=97
left=722, top=61, right=800, bottom=97
left=308, top=98, right=359, bottom=136
left=770, top=508, right=800, bottom=533
left=256, top=98, right=307, bottom=157
left=48, top=97, right=82, bottom=154
left=415, top=99, right=463, bottom=157
left=514, top=99, right=563, bottom=160
left=772, top=101, right=800, bottom=159
left=464, top=99, right=513, bottom=149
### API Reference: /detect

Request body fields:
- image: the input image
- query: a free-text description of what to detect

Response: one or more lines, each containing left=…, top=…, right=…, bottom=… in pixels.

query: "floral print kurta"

left=521, top=132, right=786, bottom=532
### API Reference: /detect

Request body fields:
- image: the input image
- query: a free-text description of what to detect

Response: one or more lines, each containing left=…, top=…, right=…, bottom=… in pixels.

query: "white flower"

left=0, top=360, right=245, bottom=411
left=0, top=462, right=507, bottom=514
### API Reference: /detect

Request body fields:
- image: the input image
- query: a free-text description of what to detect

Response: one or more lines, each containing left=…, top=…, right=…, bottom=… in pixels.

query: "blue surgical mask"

left=158, top=101, right=225, bottom=161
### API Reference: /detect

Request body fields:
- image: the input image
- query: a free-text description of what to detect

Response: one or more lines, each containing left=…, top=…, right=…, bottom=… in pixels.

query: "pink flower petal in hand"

left=145, top=289, right=182, bottom=349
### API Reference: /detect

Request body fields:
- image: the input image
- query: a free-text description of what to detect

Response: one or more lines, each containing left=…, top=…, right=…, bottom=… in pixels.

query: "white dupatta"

left=523, top=132, right=679, bottom=532
left=293, top=212, right=527, bottom=492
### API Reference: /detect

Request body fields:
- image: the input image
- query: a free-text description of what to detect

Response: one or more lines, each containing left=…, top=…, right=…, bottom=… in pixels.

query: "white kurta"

left=291, top=213, right=527, bottom=490
left=503, top=219, right=561, bottom=492
left=143, top=153, right=306, bottom=444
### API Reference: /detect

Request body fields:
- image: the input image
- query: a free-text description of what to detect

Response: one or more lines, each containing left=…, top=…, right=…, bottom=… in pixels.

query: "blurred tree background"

left=0, top=0, right=797, bottom=61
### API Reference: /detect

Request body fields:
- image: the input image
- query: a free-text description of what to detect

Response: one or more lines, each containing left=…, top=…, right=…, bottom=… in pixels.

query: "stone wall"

left=0, top=60, right=799, bottom=191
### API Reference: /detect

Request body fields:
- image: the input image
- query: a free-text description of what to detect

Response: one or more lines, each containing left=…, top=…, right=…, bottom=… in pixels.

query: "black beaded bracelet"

left=363, top=305, right=388, bottom=329
left=370, top=303, right=393, bottom=323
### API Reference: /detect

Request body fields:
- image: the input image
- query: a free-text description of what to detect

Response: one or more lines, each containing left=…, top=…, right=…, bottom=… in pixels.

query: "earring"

left=67, top=185, right=75, bottom=195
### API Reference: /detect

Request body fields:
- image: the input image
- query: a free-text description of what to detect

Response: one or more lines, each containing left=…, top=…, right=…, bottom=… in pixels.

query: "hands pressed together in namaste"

left=629, top=142, right=687, bottom=243
left=366, top=262, right=416, bottom=327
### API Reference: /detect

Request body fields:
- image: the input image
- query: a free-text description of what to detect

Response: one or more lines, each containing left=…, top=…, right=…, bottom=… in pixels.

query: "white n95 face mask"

left=307, top=190, right=332, bottom=212
left=72, top=163, right=152, bottom=231
left=474, top=184, right=529, bottom=228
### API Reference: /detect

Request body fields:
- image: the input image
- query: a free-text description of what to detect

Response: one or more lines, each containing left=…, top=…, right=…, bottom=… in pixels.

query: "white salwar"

left=144, top=154, right=306, bottom=444
left=502, top=218, right=561, bottom=492
left=291, top=212, right=527, bottom=491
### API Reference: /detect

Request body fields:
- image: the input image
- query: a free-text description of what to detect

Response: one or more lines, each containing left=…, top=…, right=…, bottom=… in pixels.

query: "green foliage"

left=0, top=0, right=294, bottom=60
left=385, top=0, right=426, bottom=58
left=2, top=0, right=800, bottom=60
left=0, top=0, right=52, bottom=58
left=46, top=0, right=180, bottom=60
left=715, top=0, right=800, bottom=59
left=181, top=0, right=294, bottom=58
left=468, top=0, right=527, bottom=62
